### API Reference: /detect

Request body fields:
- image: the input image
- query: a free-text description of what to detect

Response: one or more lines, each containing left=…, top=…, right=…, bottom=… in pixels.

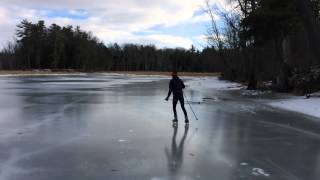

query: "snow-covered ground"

left=241, top=90, right=272, bottom=96
left=185, top=77, right=243, bottom=90
left=269, top=96, right=320, bottom=119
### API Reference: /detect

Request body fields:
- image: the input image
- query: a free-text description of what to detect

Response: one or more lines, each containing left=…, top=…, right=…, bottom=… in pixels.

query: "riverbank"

left=268, top=92, right=320, bottom=119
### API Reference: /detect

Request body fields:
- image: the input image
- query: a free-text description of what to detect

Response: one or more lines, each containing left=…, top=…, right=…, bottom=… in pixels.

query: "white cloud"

left=190, top=13, right=214, bottom=23
left=0, top=8, right=8, bottom=25
left=68, top=10, right=88, bottom=16
left=0, top=0, right=231, bottom=49
left=0, top=7, right=20, bottom=48
left=190, top=35, right=208, bottom=49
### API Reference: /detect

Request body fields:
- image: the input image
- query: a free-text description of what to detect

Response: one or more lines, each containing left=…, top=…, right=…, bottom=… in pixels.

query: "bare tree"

left=204, top=0, right=225, bottom=50
left=204, top=0, right=242, bottom=49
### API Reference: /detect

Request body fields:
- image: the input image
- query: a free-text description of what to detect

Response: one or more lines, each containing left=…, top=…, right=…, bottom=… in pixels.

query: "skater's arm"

left=181, top=80, right=185, bottom=89
left=166, top=89, right=172, bottom=98
left=165, top=81, right=173, bottom=100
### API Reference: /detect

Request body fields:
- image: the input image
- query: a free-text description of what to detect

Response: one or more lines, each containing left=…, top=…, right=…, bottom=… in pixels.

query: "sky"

left=0, top=0, right=230, bottom=50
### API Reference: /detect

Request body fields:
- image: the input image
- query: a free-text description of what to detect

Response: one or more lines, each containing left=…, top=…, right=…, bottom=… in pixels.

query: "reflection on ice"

left=165, top=125, right=189, bottom=176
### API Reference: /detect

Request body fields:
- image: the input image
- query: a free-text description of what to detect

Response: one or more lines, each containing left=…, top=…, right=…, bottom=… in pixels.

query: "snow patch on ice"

left=202, top=97, right=220, bottom=102
left=241, top=90, right=272, bottom=96
left=239, top=105, right=256, bottom=114
left=150, top=177, right=167, bottom=180
left=151, top=176, right=193, bottom=180
left=240, top=162, right=248, bottom=166
left=118, top=139, right=128, bottom=142
left=252, top=168, right=270, bottom=177
left=269, top=96, right=320, bottom=118
left=185, top=77, right=243, bottom=90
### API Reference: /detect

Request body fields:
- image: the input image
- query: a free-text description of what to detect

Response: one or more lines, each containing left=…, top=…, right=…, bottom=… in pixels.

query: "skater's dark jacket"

left=167, top=76, right=185, bottom=98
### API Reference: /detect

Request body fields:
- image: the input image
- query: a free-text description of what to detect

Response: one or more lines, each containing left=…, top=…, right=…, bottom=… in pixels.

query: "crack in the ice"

left=0, top=98, right=83, bottom=140
left=0, top=136, right=83, bottom=180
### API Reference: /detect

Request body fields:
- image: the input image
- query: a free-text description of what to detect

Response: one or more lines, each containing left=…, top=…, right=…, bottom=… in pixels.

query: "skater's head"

left=171, top=71, right=178, bottom=78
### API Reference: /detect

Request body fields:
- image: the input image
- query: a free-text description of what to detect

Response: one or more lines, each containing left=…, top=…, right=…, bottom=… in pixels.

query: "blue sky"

left=46, top=9, right=90, bottom=20
left=0, top=0, right=229, bottom=50
left=133, top=20, right=209, bottom=48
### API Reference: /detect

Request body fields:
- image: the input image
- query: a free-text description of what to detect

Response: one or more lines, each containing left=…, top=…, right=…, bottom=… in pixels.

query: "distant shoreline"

left=110, top=71, right=220, bottom=77
left=0, top=70, right=220, bottom=77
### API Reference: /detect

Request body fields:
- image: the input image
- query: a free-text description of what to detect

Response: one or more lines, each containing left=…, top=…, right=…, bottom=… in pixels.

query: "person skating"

left=165, top=71, right=189, bottom=124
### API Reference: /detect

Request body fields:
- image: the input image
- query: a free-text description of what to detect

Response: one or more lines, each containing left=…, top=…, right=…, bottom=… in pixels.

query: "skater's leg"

left=179, top=97, right=188, bottom=118
left=172, top=99, right=178, bottom=120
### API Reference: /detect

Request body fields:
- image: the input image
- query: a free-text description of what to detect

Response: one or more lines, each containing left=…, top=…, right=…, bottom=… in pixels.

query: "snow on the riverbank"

left=241, top=90, right=272, bottom=96
left=269, top=96, right=320, bottom=118
left=185, top=77, right=243, bottom=90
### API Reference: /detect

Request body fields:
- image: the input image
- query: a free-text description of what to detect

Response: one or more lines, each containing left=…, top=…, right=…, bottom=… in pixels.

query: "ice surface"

left=0, top=73, right=86, bottom=77
left=0, top=74, right=319, bottom=180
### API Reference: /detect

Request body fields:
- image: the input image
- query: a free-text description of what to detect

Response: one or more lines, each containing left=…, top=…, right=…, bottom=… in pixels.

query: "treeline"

left=0, top=20, right=223, bottom=72
left=204, top=0, right=320, bottom=93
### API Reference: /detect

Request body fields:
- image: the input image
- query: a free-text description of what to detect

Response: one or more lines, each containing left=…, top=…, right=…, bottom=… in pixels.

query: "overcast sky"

left=0, top=0, right=229, bottom=50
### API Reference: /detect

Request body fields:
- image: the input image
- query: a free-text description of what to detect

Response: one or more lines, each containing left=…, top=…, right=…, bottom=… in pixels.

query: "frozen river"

left=0, top=74, right=320, bottom=180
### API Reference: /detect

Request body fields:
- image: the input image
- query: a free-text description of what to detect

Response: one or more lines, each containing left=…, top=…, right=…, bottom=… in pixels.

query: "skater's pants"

left=173, top=95, right=188, bottom=118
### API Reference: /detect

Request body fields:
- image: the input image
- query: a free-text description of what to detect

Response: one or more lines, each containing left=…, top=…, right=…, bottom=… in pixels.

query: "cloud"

left=0, top=7, right=20, bottom=48
left=0, top=8, right=8, bottom=25
left=190, top=13, right=214, bottom=23
left=0, top=0, right=231, bottom=49
left=192, top=35, right=208, bottom=47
